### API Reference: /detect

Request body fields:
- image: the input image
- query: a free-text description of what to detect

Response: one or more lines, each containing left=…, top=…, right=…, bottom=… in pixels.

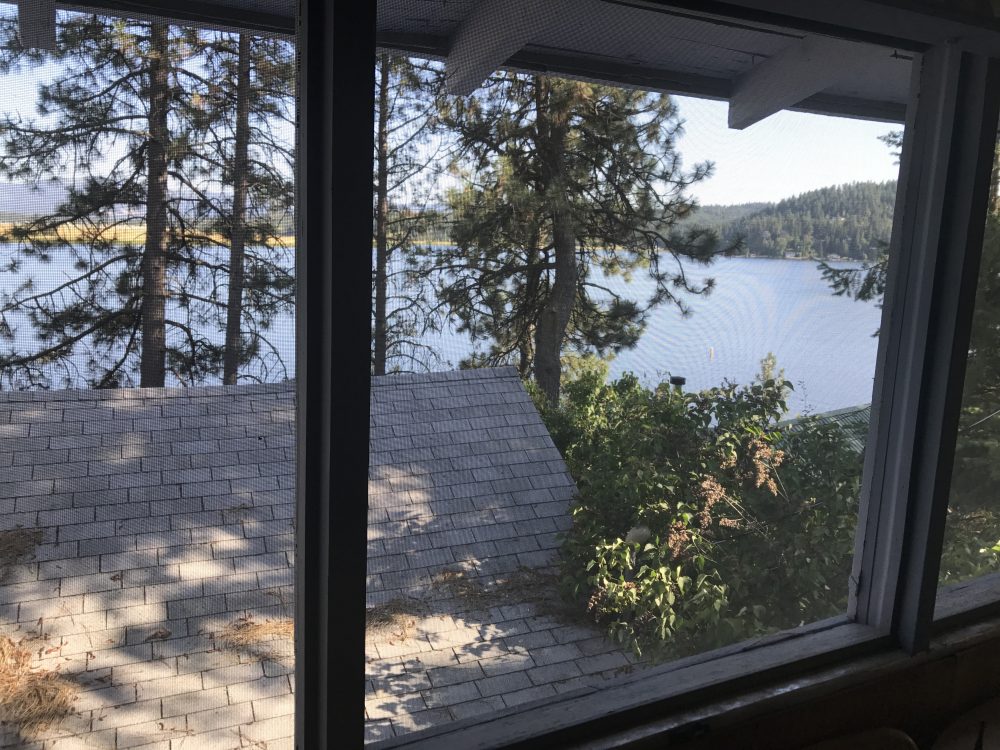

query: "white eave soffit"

left=424, top=0, right=908, bottom=127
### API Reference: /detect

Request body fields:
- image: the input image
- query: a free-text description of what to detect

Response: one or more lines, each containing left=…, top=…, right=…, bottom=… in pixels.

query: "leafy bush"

left=538, top=364, right=864, bottom=661
left=939, top=509, right=1000, bottom=584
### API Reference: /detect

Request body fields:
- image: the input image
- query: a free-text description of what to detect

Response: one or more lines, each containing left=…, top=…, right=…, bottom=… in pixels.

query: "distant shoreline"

left=0, top=223, right=294, bottom=248
left=373, top=240, right=866, bottom=263
left=0, top=231, right=863, bottom=264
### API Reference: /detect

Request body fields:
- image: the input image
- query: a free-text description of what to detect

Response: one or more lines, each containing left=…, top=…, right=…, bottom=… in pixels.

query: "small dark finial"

left=669, top=375, right=686, bottom=387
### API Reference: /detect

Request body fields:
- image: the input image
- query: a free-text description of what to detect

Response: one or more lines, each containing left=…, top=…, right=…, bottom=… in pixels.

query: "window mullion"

left=296, top=0, right=376, bottom=746
left=850, top=42, right=1000, bottom=653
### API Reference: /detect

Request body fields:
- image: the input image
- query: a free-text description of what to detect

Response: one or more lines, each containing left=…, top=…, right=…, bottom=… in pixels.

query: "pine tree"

left=417, top=73, right=726, bottom=402
left=179, top=32, right=296, bottom=384
left=0, top=14, right=189, bottom=388
left=371, top=55, right=444, bottom=375
left=717, top=182, right=896, bottom=260
left=225, top=33, right=252, bottom=385
left=0, top=11, right=294, bottom=389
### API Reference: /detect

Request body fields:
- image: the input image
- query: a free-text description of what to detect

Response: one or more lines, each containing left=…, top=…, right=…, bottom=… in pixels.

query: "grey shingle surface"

left=368, top=367, right=575, bottom=605
left=363, top=369, right=640, bottom=741
left=0, top=383, right=295, bottom=750
left=0, top=368, right=632, bottom=747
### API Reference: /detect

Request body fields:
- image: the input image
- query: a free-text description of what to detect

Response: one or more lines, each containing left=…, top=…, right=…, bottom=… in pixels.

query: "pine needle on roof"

left=0, top=635, right=78, bottom=735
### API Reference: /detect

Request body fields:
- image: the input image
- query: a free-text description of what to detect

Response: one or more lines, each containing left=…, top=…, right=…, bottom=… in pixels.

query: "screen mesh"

left=938, top=125, right=1000, bottom=591
left=367, top=0, right=907, bottom=741
left=0, top=4, right=297, bottom=748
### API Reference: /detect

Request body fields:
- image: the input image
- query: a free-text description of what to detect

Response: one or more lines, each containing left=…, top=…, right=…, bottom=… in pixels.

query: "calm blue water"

left=0, top=247, right=881, bottom=414
left=422, top=256, right=883, bottom=415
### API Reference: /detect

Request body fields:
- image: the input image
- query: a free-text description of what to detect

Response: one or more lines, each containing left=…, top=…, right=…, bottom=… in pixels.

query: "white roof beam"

left=446, top=0, right=563, bottom=96
left=728, top=35, right=889, bottom=130
left=18, top=0, right=56, bottom=51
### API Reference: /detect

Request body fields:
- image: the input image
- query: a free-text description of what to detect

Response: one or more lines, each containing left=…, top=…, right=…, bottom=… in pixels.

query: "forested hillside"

left=681, top=202, right=768, bottom=231
left=689, top=181, right=896, bottom=260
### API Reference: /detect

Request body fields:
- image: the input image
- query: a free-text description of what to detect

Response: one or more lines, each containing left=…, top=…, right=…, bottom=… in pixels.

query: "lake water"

left=0, top=248, right=881, bottom=414
left=419, top=256, right=883, bottom=415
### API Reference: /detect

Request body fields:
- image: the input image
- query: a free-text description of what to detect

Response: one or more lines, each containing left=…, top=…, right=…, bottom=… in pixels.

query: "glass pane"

left=0, top=6, right=297, bottom=748
left=938, top=127, right=1000, bottom=588
left=368, top=4, right=907, bottom=741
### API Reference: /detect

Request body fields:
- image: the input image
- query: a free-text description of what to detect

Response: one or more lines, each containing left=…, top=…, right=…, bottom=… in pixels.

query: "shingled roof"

left=0, top=370, right=631, bottom=746
left=364, top=368, right=647, bottom=742
left=367, top=366, right=576, bottom=606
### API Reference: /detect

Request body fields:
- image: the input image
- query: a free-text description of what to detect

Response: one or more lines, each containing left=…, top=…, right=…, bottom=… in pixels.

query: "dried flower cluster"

left=696, top=476, right=727, bottom=529
left=738, top=437, right=785, bottom=495
left=667, top=520, right=692, bottom=559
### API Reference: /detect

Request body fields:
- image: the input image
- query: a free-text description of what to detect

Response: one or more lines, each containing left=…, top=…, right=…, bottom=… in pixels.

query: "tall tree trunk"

left=534, top=208, right=577, bottom=403
left=141, top=22, right=170, bottom=388
left=372, top=55, right=391, bottom=375
left=224, top=34, right=252, bottom=385
left=532, top=77, right=576, bottom=404
left=519, top=245, right=543, bottom=379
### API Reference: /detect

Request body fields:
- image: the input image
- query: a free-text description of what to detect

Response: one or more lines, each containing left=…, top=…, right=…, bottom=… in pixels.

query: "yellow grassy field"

left=0, top=222, right=294, bottom=248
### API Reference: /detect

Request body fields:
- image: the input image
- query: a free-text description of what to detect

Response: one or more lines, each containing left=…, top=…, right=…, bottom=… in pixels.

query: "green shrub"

left=939, top=509, right=1000, bottom=584
left=540, top=366, right=864, bottom=661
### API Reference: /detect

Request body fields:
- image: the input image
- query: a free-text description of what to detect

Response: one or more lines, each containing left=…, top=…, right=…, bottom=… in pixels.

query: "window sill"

left=376, top=576, right=1000, bottom=750
left=934, top=569, right=1000, bottom=631
left=375, top=616, right=888, bottom=749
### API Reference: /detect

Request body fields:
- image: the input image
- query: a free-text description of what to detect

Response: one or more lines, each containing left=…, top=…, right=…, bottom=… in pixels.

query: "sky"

left=0, top=36, right=901, bottom=211
left=671, top=95, right=900, bottom=206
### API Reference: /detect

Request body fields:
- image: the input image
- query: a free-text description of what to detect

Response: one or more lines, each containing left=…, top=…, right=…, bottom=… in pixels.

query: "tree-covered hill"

left=688, top=181, right=896, bottom=261
left=682, top=202, right=769, bottom=232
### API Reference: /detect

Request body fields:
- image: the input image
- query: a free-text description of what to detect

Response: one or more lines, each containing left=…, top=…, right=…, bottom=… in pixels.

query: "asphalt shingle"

left=0, top=368, right=625, bottom=747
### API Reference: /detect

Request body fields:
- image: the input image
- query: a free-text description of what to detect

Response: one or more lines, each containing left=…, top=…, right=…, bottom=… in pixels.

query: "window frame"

left=355, top=1, right=1000, bottom=747
left=850, top=42, right=1000, bottom=652
left=23, top=0, right=1000, bottom=747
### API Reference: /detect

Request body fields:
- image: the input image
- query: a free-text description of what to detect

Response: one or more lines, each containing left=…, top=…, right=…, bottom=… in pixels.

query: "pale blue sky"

left=672, top=95, right=900, bottom=206
left=0, top=47, right=901, bottom=209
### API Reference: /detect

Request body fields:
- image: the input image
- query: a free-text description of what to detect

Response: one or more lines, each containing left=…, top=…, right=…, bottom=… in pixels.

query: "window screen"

left=0, top=4, right=296, bottom=748
left=938, top=124, right=1000, bottom=589
left=367, top=1, right=909, bottom=742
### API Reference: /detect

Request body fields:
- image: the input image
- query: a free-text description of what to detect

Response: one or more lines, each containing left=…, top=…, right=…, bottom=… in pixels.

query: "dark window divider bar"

left=296, top=0, right=376, bottom=746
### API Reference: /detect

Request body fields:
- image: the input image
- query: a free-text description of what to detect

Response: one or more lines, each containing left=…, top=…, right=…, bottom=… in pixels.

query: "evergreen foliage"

left=413, top=72, right=733, bottom=403
left=184, top=33, right=296, bottom=385
left=371, top=55, right=446, bottom=375
left=701, top=181, right=896, bottom=260
left=0, top=11, right=294, bottom=390
left=680, top=203, right=768, bottom=232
